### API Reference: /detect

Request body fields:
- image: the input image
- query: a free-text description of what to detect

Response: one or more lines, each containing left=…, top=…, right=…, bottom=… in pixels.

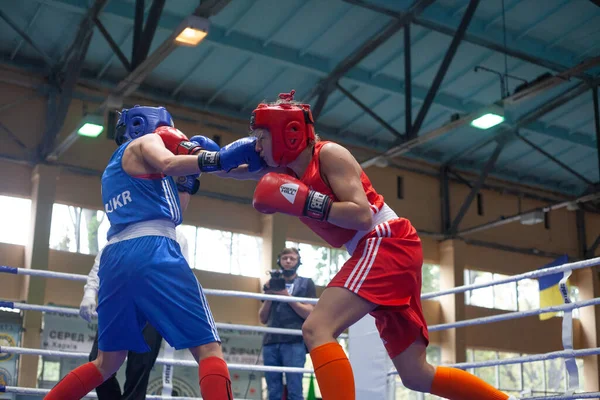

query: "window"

left=49, top=204, right=109, bottom=255
left=460, top=349, right=585, bottom=398
left=37, top=359, right=61, bottom=382
left=464, top=270, right=495, bottom=309
left=517, top=278, right=539, bottom=311
left=498, top=352, right=521, bottom=393
left=285, top=241, right=350, bottom=286
left=465, top=269, right=579, bottom=317
left=192, top=227, right=263, bottom=278
left=422, top=264, right=440, bottom=294
left=0, top=195, right=31, bottom=245
left=471, top=349, right=497, bottom=385
left=48, top=206, right=263, bottom=278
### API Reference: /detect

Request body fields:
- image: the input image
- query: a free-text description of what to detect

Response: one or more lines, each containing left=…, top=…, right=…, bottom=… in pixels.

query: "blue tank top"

left=102, top=142, right=182, bottom=240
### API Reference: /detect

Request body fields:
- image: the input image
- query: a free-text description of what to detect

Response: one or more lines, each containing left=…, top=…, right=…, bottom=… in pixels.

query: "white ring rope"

left=421, top=256, right=600, bottom=299
left=3, top=385, right=599, bottom=400
left=0, top=385, right=253, bottom=400
left=524, top=393, right=600, bottom=400
left=451, top=347, right=600, bottom=370
left=0, top=265, right=317, bottom=304
left=384, top=346, right=600, bottom=374
left=0, top=301, right=349, bottom=339
left=3, top=255, right=599, bottom=303
left=429, top=297, right=600, bottom=331
left=0, top=346, right=314, bottom=374
left=6, top=297, right=598, bottom=339
left=3, top=258, right=600, bottom=399
left=5, top=344, right=600, bottom=375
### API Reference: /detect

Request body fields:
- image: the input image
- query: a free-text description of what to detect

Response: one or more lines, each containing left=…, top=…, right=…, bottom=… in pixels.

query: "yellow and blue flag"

left=538, top=254, right=570, bottom=321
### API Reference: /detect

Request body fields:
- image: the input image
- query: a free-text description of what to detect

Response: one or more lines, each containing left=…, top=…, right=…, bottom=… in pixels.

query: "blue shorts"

left=96, top=235, right=220, bottom=352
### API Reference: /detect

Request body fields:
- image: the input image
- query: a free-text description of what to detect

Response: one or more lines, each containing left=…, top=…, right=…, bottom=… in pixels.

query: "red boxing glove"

left=155, top=126, right=201, bottom=155
left=253, top=173, right=333, bottom=221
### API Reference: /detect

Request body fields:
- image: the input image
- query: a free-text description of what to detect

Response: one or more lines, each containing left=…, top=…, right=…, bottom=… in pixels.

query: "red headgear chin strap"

left=250, top=90, right=315, bottom=166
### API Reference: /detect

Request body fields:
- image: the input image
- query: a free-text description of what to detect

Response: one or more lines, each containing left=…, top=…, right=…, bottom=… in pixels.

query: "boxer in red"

left=222, top=90, right=516, bottom=400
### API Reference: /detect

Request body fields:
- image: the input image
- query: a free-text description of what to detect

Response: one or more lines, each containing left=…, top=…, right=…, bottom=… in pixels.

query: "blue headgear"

left=114, top=105, right=174, bottom=145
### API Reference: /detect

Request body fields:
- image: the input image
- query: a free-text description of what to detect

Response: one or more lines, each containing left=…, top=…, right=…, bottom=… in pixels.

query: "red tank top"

left=299, top=141, right=385, bottom=248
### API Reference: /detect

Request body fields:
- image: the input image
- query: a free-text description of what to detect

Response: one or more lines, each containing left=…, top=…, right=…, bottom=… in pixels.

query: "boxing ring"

left=0, top=256, right=600, bottom=399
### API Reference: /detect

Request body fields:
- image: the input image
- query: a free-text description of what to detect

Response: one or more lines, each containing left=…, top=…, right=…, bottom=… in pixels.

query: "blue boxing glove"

left=176, top=135, right=221, bottom=194
left=190, top=135, right=220, bottom=152
left=197, top=136, right=265, bottom=173
left=176, top=175, right=200, bottom=194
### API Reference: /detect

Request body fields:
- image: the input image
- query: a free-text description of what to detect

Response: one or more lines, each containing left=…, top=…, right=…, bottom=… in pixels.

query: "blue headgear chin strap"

left=114, top=105, right=174, bottom=145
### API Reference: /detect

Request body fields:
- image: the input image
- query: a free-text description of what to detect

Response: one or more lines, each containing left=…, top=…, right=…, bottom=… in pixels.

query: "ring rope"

left=421, top=256, right=600, bottom=300
left=523, top=393, right=600, bottom=400
left=0, top=301, right=349, bottom=339
left=3, top=385, right=599, bottom=400
left=0, top=385, right=252, bottom=400
left=3, top=255, right=599, bottom=303
left=0, top=346, right=314, bottom=374
left=0, top=265, right=317, bottom=305
left=429, top=297, right=600, bottom=332
left=384, top=347, right=600, bottom=375
left=5, top=344, right=599, bottom=375
left=5, top=297, right=597, bottom=338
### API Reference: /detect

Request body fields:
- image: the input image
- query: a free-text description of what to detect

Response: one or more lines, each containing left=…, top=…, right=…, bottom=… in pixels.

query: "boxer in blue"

left=45, top=105, right=263, bottom=400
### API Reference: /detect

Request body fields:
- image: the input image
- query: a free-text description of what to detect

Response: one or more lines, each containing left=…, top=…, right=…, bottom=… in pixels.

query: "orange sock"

left=310, top=342, right=355, bottom=400
left=198, top=356, right=232, bottom=400
left=44, top=362, right=104, bottom=400
left=430, top=366, right=509, bottom=400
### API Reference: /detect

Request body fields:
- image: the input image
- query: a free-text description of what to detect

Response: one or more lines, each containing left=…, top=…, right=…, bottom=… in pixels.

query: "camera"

left=263, top=270, right=286, bottom=292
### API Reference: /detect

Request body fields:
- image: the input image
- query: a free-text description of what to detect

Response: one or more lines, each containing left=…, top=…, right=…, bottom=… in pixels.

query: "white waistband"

left=345, top=203, right=399, bottom=256
left=107, top=220, right=177, bottom=245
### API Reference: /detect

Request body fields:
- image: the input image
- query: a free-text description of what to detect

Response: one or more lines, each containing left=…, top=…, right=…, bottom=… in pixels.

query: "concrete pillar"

left=18, top=164, right=59, bottom=388
left=260, top=214, right=288, bottom=282
left=438, top=239, right=467, bottom=364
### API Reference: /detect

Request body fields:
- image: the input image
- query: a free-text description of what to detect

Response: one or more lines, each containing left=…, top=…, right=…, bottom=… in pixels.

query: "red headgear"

left=250, top=90, right=315, bottom=166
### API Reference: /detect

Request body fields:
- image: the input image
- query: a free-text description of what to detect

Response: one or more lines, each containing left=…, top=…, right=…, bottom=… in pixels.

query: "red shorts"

left=328, top=218, right=429, bottom=358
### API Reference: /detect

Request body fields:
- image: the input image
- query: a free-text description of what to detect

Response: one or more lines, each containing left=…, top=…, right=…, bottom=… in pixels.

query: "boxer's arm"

left=138, top=134, right=201, bottom=176
left=83, top=251, right=102, bottom=298
left=179, top=191, right=191, bottom=213
left=320, top=143, right=373, bottom=231
left=211, top=165, right=289, bottom=180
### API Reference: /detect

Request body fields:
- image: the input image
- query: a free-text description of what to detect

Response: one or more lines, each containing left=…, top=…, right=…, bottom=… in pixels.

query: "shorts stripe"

left=194, top=278, right=220, bottom=341
left=347, top=238, right=377, bottom=292
left=161, top=180, right=178, bottom=222
left=165, top=180, right=181, bottom=223
left=354, top=237, right=383, bottom=293
left=344, top=238, right=375, bottom=290
left=345, top=222, right=391, bottom=293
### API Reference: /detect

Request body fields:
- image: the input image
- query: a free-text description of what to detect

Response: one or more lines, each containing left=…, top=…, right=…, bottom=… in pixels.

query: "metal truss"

left=38, top=0, right=108, bottom=161
left=46, top=0, right=232, bottom=161
left=448, top=136, right=507, bottom=234
left=307, top=0, right=436, bottom=120
left=0, top=8, right=54, bottom=69
left=594, top=86, right=600, bottom=183
left=344, top=0, right=595, bottom=82
left=409, top=0, right=480, bottom=139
